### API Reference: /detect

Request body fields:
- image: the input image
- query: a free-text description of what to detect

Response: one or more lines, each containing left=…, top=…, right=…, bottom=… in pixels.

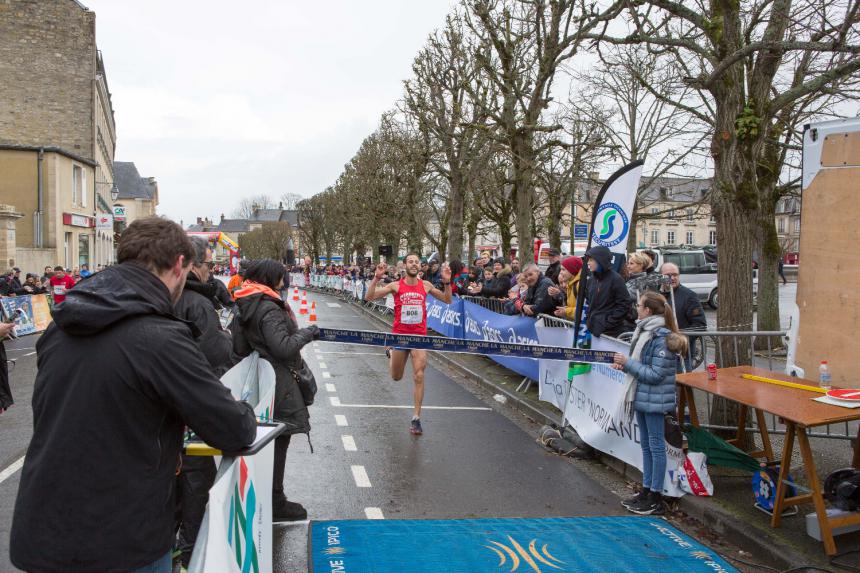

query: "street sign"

left=574, top=224, right=589, bottom=240
left=113, top=205, right=126, bottom=221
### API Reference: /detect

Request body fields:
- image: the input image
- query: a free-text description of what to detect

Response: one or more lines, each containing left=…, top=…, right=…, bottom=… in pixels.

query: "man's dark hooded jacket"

left=233, top=288, right=315, bottom=435
left=522, top=271, right=557, bottom=315
left=584, top=245, right=634, bottom=338
left=175, top=272, right=236, bottom=377
left=10, top=262, right=257, bottom=573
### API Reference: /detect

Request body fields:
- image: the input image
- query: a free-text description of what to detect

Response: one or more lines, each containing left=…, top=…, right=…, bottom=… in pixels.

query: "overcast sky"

left=86, top=1, right=456, bottom=226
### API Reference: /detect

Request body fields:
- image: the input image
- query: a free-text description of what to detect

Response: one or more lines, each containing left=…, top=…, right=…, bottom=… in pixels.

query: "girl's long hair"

left=639, top=291, right=689, bottom=355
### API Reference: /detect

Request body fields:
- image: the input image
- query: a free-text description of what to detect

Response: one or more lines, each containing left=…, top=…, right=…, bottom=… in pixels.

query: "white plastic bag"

left=679, top=452, right=714, bottom=496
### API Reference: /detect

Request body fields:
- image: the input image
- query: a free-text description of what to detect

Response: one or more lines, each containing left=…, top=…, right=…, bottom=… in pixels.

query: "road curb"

left=313, top=288, right=812, bottom=569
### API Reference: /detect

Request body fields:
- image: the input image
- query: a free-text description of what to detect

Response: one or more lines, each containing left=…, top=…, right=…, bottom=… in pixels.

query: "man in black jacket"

left=584, top=245, right=634, bottom=338
left=660, top=262, right=707, bottom=369
left=520, top=263, right=557, bottom=316
left=544, top=249, right=562, bottom=285
left=11, top=217, right=257, bottom=573
left=172, top=237, right=238, bottom=569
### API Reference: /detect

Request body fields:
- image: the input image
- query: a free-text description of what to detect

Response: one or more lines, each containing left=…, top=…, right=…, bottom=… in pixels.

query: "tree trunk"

left=754, top=203, right=782, bottom=350
left=546, top=196, right=562, bottom=252
left=512, top=134, right=536, bottom=264
left=467, top=225, right=478, bottom=264
left=447, top=171, right=465, bottom=261
left=627, top=203, right=640, bottom=253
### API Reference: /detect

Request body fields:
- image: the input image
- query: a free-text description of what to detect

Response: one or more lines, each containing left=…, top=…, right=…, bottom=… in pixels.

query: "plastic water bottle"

left=819, top=361, right=832, bottom=392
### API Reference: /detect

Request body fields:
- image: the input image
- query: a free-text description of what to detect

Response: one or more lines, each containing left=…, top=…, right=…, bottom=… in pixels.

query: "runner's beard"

left=405, top=267, right=419, bottom=277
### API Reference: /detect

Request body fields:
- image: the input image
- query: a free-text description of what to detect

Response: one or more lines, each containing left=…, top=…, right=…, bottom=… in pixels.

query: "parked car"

left=646, top=247, right=758, bottom=310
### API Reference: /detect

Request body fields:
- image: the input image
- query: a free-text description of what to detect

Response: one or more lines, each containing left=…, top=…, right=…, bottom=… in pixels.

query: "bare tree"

left=585, top=0, right=860, bottom=345
left=570, top=45, right=710, bottom=251
left=279, top=193, right=304, bottom=211
left=463, top=0, right=624, bottom=264
left=233, top=194, right=275, bottom=219
left=403, top=12, right=492, bottom=261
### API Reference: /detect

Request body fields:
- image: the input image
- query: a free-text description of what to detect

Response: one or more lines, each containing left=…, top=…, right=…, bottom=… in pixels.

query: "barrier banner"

left=317, top=328, right=615, bottom=363
left=535, top=323, right=576, bottom=411
left=553, top=335, right=685, bottom=497
left=188, top=448, right=275, bottom=573
left=425, top=296, right=465, bottom=339
left=462, top=300, right=540, bottom=379
left=219, top=352, right=277, bottom=421
left=0, top=295, right=47, bottom=336
left=30, top=294, right=52, bottom=331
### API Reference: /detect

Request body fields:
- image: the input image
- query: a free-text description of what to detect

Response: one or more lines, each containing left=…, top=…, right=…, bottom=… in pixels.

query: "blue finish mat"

left=309, top=516, right=737, bottom=572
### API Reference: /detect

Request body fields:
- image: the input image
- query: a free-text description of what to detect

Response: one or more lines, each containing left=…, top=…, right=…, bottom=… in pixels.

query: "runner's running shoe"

left=410, top=418, right=423, bottom=435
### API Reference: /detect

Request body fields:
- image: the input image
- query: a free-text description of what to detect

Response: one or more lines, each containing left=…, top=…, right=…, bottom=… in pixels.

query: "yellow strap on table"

left=184, top=443, right=222, bottom=456
left=741, top=373, right=826, bottom=394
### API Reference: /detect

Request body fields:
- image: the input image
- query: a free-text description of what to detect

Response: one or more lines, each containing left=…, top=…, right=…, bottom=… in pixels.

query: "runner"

left=364, top=254, right=452, bottom=435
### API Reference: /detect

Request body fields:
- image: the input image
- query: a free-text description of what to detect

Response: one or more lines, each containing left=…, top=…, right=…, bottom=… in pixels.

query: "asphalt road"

left=0, top=289, right=751, bottom=572
left=272, top=294, right=628, bottom=571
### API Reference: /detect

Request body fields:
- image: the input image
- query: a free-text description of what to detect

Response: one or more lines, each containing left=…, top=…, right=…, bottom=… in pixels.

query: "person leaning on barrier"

left=468, top=257, right=512, bottom=298
left=10, top=217, right=257, bottom=573
left=172, top=236, right=239, bottom=569
left=544, top=248, right=563, bottom=285
left=518, top=263, right=556, bottom=316
left=551, top=256, right=583, bottom=320
left=584, top=245, right=634, bottom=338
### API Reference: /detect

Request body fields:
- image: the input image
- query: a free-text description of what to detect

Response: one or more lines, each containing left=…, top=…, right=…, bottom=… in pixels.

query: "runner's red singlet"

left=392, top=278, right=428, bottom=335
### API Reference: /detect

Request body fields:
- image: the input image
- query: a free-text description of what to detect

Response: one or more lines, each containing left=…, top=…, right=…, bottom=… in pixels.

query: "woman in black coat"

left=233, top=259, right=319, bottom=521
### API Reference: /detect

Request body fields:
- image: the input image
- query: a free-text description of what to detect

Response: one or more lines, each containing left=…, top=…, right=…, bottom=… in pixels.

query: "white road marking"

left=330, top=402, right=491, bottom=411
left=322, top=371, right=331, bottom=379
left=330, top=396, right=341, bottom=406
left=24, top=351, right=36, bottom=357
left=365, top=507, right=385, bottom=520
left=326, top=303, right=341, bottom=308
left=335, top=415, right=348, bottom=426
left=325, top=383, right=337, bottom=392
left=273, top=519, right=309, bottom=528
left=351, top=465, right=372, bottom=488
left=341, top=435, right=357, bottom=451
left=0, top=456, right=25, bottom=484
left=318, top=362, right=327, bottom=369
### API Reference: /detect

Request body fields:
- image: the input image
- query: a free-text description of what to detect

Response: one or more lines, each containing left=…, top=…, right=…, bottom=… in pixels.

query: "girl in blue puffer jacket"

left=612, top=291, right=688, bottom=515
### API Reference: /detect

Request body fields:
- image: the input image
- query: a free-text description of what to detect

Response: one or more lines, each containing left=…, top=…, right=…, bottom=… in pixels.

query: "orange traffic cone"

left=309, top=301, right=317, bottom=323
left=300, top=292, right=308, bottom=315
left=292, top=286, right=299, bottom=301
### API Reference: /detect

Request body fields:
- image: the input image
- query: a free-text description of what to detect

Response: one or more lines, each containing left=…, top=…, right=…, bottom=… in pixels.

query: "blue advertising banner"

left=425, top=296, right=465, bottom=339
left=462, top=299, right=539, bottom=380
left=0, top=295, right=38, bottom=336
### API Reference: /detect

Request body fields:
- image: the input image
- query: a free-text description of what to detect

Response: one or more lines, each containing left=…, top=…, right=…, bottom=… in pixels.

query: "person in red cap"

left=550, top=256, right=583, bottom=320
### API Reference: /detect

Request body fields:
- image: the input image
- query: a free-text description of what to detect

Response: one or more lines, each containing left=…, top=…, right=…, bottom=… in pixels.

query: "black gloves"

left=307, top=325, right=321, bottom=340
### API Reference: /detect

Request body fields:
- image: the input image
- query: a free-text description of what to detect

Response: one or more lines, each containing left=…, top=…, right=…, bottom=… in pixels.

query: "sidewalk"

left=316, top=288, right=860, bottom=571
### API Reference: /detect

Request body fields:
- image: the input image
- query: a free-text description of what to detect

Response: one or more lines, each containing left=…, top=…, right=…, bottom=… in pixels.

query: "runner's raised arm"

left=364, top=262, right=398, bottom=301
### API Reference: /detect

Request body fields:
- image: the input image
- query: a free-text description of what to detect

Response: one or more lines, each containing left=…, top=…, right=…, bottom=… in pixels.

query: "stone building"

left=0, top=0, right=117, bottom=272
left=113, top=162, right=159, bottom=235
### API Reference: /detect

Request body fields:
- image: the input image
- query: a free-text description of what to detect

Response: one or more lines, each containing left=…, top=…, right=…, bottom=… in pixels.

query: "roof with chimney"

left=187, top=208, right=298, bottom=234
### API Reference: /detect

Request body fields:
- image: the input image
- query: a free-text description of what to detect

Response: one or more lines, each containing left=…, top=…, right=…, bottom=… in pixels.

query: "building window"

left=667, top=231, right=676, bottom=244
left=78, top=234, right=90, bottom=267
left=651, top=207, right=658, bottom=215
left=686, top=231, right=694, bottom=244
left=73, top=165, right=83, bottom=205
left=710, top=214, right=716, bottom=224
left=709, top=230, right=717, bottom=245
left=668, top=208, right=676, bottom=219
left=650, top=230, right=659, bottom=245
left=778, top=218, right=785, bottom=233
left=64, top=232, right=73, bottom=269
left=686, top=209, right=694, bottom=222
left=794, top=219, right=801, bottom=233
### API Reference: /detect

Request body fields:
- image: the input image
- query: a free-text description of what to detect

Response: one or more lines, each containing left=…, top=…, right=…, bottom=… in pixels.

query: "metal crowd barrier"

left=297, top=275, right=852, bottom=443
left=461, top=295, right=508, bottom=315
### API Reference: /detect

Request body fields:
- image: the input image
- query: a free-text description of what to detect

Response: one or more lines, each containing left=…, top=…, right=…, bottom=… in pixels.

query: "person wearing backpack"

left=612, top=291, right=688, bottom=515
